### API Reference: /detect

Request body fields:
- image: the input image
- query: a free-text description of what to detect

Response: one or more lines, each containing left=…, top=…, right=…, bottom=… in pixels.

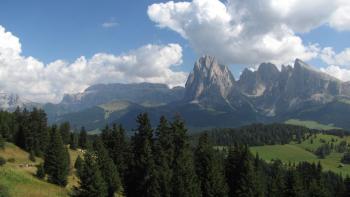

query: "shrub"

left=341, top=152, right=350, bottom=164
left=36, top=163, right=45, bottom=179
left=0, top=156, right=6, bottom=166
left=7, top=158, right=15, bottom=163
left=29, top=151, right=36, bottom=162
left=0, top=184, right=10, bottom=197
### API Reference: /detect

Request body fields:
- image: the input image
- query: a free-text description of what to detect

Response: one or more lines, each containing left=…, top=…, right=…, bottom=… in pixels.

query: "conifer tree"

left=283, top=168, right=303, bottom=197
left=267, top=160, right=285, bottom=197
left=0, top=134, right=4, bottom=149
left=73, top=150, right=107, bottom=197
left=78, top=127, right=88, bottom=149
left=343, top=176, right=350, bottom=197
left=75, top=155, right=83, bottom=172
left=93, top=138, right=122, bottom=197
left=70, top=132, right=78, bottom=150
left=194, top=133, right=228, bottom=197
left=36, top=163, right=45, bottom=179
left=59, top=122, right=71, bottom=145
left=225, top=145, right=255, bottom=197
left=44, top=125, right=70, bottom=186
left=170, top=116, right=200, bottom=197
left=154, top=116, right=174, bottom=197
left=126, top=113, right=160, bottom=197
left=110, top=124, right=129, bottom=179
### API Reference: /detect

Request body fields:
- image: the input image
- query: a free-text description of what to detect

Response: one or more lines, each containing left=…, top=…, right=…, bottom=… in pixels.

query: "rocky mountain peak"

left=184, top=55, right=235, bottom=102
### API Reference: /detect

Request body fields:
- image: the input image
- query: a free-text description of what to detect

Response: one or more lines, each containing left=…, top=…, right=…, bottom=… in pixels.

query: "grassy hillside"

left=285, top=119, right=340, bottom=130
left=251, top=134, right=350, bottom=176
left=0, top=142, right=82, bottom=197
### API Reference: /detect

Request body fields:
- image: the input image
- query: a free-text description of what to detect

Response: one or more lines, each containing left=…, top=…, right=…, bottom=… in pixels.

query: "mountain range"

left=3, top=55, right=350, bottom=131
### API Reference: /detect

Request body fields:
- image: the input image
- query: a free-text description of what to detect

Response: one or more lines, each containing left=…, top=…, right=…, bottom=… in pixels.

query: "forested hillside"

left=1, top=109, right=350, bottom=196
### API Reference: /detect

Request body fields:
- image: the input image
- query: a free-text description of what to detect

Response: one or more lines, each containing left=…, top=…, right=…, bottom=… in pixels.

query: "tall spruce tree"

left=194, top=133, right=228, bottom=197
left=225, top=145, right=255, bottom=197
left=126, top=113, right=160, bottom=197
left=93, top=138, right=122, bottom=197
left=154, top=116, right=174, bottom=197
left=78, top=127, right=88, bottom=149
left=0, top=134, right=4, bottom=149
left=170, top=116, right=200, bottom=197
left=343, top=176, right=350, bottom=197
left=100, top=124, right=129, bottom=185
left=59, top=122, right=71, bottom=145
left=73, top=150, right=107, bottom=197
left=267, top=160, right=285, bottom=197
left=70, top=132, right=78, bottom=150
left=44, top=125, right=70, bottom=186
left=283, top=168, right=303, bottom=197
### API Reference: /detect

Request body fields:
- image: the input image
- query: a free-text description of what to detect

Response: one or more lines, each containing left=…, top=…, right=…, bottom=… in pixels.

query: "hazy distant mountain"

left=44, top=83, right=184, bottom=122
left=47, top=55, right=350, bottom=131
left=0, top=93, right=38, bottom=111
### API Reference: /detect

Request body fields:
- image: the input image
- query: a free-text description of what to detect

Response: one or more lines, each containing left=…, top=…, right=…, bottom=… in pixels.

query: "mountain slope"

left=47, top=56, right=350, bottom=131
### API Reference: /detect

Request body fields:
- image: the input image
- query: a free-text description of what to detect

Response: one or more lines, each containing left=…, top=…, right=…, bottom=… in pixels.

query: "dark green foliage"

left=74, top=155, right=83, bottom=172
left=126, top=113, right=160, bottom=197
left=335, top=141, right=347, bottom=153
left=266, top=160, right=285, bottom=197
left=225, top=145, right=255, bottom=197
left=342, top=152, right=350, bottom=164
left=194, top=133, right=228, bottom=197
left=10, top=108, right=49, bottom=157
left=59, top=122, right=71, bottom=145
left=314, top=144, right=332, bottom=158
left=36, top=163, right=45, bottom=179
left=69, top=132, right=78, bottom=150
left=344, top=176, right=350, bottom=197
left=44, top=126, right=70, bottom=186
left=0, top=184, right=10, bottom=197
left=0, top=134, right=4, bottom=149
left=283, top=168, right=303, bottom=197
left=205, top=124, right=316, bottom=146
left=101, top=124, right=129, bottom=181
left=0, top=156, right=6, bottom=166
left=78, top=127, right=88, bottom=149
left=29, top=150, right=36, bottom=162
left=93, top=138, right=122, bottom=197
left=73, top=150, right=107, bottom=197
left=154, top=116, right=174, bottom=197
left=170, top=116, right=200, bottom=197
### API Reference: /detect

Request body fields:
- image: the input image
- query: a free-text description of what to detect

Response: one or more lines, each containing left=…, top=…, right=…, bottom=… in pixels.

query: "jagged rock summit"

left=184, top=55, right=235, bottom=104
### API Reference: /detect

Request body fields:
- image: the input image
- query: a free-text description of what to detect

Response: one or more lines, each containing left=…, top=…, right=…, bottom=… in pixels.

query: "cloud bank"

left=0, top=26, right=187, bottom=103
left=148, top=0, right=350, bottom=67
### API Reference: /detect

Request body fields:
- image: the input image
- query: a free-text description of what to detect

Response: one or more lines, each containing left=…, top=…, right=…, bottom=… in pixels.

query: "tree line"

left=1, top=109, right=350, bottom=196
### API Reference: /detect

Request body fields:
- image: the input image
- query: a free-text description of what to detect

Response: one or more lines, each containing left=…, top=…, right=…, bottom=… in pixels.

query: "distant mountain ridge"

left=0, top=93, right=38, bottom=111
left=44, top=55, right=350, bottom=131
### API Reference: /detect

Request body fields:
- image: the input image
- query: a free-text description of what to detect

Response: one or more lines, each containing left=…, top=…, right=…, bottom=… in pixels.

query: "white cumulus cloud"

left=148, top=0, right=350, bottom=66
left=319, top=47, right=350, bottom=82
left=0, top=25, right=187, bottom=103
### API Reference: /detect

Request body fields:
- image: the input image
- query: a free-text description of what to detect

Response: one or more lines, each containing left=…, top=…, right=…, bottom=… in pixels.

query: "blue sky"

left=1, top=0, right=350, bottom=102
left=0, top=0, right=195, bottom=72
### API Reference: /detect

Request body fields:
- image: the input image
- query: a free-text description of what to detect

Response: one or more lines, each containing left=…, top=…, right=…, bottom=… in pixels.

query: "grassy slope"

left=251, top=134, right=350, bottom=176
left=285, top=119, right=340, bottom=130
left=0, top=143, right=82, bottom=197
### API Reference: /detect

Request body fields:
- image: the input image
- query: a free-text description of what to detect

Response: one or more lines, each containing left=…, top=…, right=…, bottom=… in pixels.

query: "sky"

left=1, top=0, right=350, bottom=103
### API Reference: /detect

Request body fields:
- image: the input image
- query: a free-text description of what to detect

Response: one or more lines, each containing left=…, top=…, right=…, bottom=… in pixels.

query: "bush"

left=0, top=184, right=10, bottom=197
left=341, top=152, right=350, bottom=164
left=0, top=135, right=4, bottom=149
left=0, top=157, right=6, bottom=166
left=314, top=144, right=331, bottom=159
left=29, top=151, right=36, bottom=162
left=7, top=158, right=15, bottom=163
left=36, top=163, right=45, bottom=179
